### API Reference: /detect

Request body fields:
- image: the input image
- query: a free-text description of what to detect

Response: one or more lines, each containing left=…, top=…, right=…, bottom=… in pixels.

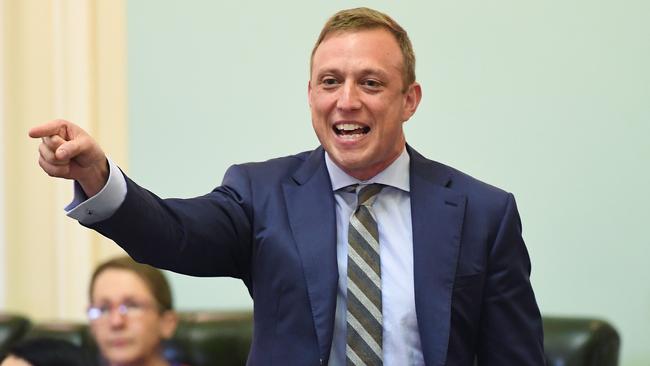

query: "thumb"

left=55, top=139, right=81, bottom=160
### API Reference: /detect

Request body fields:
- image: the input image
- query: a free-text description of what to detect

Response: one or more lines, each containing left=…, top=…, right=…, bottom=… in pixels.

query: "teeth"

left=336, top=123, right=364, bottom=131
left=340, top=133, right=364, bottom=140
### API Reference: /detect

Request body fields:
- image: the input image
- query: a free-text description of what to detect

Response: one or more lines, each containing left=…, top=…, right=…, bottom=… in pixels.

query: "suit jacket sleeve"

left=87, top=164, right=255, bottom=287
left=476, top=193, right=545, bottom=365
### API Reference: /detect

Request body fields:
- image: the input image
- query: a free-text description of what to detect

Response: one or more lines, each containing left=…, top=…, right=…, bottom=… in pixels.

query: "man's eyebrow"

left=315, top=68, right=342, bottom=77
left=358, top=68, right=389, bottom=79
left=314, top=67, right=390, bottom=79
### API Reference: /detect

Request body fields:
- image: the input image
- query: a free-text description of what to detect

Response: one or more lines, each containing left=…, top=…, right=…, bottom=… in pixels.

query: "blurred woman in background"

left=88, top=256, right=188, bottom=366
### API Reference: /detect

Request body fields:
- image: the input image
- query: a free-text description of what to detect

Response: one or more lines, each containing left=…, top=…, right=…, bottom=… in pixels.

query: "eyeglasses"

left=87, top=300, right=159, bottom=322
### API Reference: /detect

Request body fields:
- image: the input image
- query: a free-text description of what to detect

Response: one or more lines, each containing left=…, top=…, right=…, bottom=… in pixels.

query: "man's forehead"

left=311, top=29, right=403, bottom=73
left=316, top=27, right=399, bottom=51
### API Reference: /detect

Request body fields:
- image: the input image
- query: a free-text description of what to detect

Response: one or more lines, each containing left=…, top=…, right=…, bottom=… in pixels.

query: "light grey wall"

left=127, top=1, right=650, bottom=364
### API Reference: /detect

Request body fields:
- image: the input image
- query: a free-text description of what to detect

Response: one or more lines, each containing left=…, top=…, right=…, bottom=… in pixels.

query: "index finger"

left=28, top=119, right=69, bottom=139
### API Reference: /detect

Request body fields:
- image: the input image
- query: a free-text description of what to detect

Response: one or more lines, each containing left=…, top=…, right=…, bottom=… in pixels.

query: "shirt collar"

left=324, top=147, right=410, bottom=192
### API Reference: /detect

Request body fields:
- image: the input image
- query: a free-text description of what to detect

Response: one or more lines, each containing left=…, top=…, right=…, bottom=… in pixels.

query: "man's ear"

left=159, top=310, right=179, bottom=339
left=402, top=82, right=422, bottom=121
left=307, top=80, right=313, bottom=107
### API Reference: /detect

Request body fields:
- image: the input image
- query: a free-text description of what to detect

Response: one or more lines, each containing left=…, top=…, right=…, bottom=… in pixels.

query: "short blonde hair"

left=310, top=7, right=416, bottom=90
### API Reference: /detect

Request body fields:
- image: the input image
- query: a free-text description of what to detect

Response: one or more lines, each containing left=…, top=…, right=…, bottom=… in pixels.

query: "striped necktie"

left=346, top=184, right=384, bottom=365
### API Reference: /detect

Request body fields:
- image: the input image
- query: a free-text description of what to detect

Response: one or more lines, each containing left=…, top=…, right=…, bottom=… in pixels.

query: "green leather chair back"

left=172, top=311, right=253, bottom=366
left=543, top=317, right=620, bottom=366
left=0, top=313, right=31, bottom=360
left=24, top=322, right=95, bottom=349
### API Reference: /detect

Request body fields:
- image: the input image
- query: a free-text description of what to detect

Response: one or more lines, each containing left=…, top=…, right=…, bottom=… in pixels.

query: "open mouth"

left=333, top=123, right=370, bottom=139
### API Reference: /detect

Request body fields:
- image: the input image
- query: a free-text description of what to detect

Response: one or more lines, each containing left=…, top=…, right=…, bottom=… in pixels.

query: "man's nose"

left=336, top=81, right=362, bottom=111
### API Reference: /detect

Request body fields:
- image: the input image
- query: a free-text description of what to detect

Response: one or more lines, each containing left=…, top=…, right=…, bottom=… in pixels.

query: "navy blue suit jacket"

left=90, top=145, right=545, bottom=365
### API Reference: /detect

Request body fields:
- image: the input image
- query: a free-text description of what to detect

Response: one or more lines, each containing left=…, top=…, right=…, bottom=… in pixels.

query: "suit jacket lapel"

left=283, top=147, right=338, bottom=360
left=408, top=146, right=467, bottom=366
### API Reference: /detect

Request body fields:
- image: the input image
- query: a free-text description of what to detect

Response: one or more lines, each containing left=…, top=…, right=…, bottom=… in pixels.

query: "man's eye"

left=321, top=78, right=338, bottom=86
left=362, top=79, right=381, bottom=88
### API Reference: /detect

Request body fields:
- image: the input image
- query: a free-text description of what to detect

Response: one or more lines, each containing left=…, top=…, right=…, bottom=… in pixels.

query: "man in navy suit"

left=30, top=7, right=544, bottom=366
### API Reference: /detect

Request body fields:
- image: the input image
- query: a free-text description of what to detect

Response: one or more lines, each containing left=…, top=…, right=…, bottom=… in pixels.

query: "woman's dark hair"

left=4, top=338, right=89, bottom=366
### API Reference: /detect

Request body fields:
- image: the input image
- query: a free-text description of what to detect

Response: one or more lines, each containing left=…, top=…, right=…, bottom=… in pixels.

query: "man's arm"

left=29, top=119, right=253, bottom=281
left=477, top=194, right=546, bottom=365
left=87, top=165, right=253, bottom=280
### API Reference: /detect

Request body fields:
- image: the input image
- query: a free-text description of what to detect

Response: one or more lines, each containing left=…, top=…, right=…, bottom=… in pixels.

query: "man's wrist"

left=78, top=158, right=109, bottom=197
left=66, top=157, right=127, bottom=224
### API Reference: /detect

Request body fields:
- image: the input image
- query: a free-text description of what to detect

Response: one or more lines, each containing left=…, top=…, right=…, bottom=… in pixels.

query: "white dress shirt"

left=325, top=148, right=424, bottom=366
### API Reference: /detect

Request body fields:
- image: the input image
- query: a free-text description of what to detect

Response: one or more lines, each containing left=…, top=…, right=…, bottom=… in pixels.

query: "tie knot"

left=357, top=184, right=383, bottom=207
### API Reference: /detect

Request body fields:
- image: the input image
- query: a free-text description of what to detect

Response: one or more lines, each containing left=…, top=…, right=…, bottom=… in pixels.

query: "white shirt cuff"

left=65, top=158, right=127, bottom=224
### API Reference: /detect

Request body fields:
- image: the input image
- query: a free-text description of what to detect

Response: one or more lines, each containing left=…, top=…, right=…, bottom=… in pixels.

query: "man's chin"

left=334, top=159, right=384, bottom=181
left=329, top=153, right=365, bottom=171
